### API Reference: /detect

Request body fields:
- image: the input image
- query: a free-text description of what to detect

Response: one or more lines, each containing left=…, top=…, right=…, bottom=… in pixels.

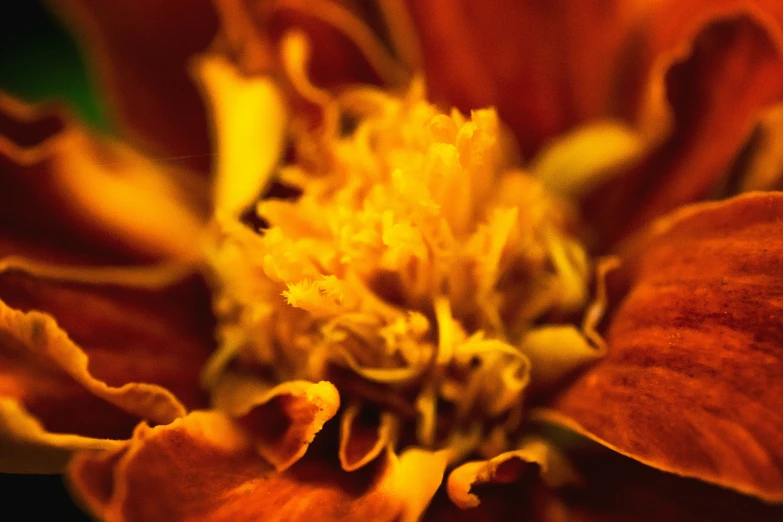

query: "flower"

left=2, top=0, right=783, bottom=521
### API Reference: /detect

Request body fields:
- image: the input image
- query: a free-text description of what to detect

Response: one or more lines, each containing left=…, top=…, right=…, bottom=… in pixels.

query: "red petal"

left=52, top=0, right=218, bottom=172
left=405, top=0, right=648, bottom=156
left=0, top=93, right=210, bottom=261
left=69, top=411, right=446, bottom=522
left=543, top=192, right=783, bottom=501
left=216, top=379, right=341, bottom=471
left=0, top=270, right=214, bottom=439
left=585, top=11, right=783, bottom=248
left=338, top=403, right=397, bottom=471
left=423, top=482, right=533, bottom=522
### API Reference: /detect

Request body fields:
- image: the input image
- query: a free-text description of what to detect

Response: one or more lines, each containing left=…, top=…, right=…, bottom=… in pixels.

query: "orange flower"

left=3, top=1, right=783, bottom=520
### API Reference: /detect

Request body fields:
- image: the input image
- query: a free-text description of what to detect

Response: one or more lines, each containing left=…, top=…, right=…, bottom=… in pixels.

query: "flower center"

left=206, top=82, right=591, bottom=456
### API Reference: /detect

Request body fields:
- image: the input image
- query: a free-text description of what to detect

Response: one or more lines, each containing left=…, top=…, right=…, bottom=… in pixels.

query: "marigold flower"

left=2, top=1, right=783, bottom=521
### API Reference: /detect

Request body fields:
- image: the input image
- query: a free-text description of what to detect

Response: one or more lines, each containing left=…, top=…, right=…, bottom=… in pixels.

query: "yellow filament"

left=275, top=0, right=410, bottom=86
left=280, top=30, right=339, bottom=137
left=581, top=256, right=621, bottom=352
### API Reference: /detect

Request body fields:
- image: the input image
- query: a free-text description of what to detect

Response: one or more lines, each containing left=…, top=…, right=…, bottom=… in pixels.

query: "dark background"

left=1, top=0, right=109, bottom=129
left=2, top=1, right=105, bottom=520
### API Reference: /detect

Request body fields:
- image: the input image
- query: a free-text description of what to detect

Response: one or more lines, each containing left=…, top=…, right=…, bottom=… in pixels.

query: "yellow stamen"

left=206, top=82, right=593, bottom=454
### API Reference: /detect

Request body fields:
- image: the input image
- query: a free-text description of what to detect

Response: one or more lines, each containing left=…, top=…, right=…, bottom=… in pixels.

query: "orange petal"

left=211, top=376, right=340, bottom=471
left=447, top=437, right=578, bottom=509
left=0, top=398, right=123, bottom=473
left=69, top=411, right=446, bottom=522
left=730, top=103, right=783, bottom=193
left=585, top=12, right=783, bottom=248
left=0, top=93, right=209, bottom=261
left=192, top=54, right=287, bottom=218
left=405, top=0, right=648, bottom=157
left=0, top=270, right=214, bottom=441
left=338, top=402, right=398, bottom=471
left=423, top=481, right=539, bottom=522
left=51, top=0, right=218, bottom=172
left=541, top=192, right=783, bottom=502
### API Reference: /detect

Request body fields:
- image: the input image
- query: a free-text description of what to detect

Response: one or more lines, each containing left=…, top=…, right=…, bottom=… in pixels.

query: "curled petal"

left=193, top=54, right=287, bottom=218
left=69, top=411, right=446, bottom=522
left=0, top=298, right=186, bottom=426
left=338, top=402, right=398, bottom=471
left=212, top=376, right=340, bottom=471
left=51, top=0, right=217, bottom=171
left=0, top=93, right=209, bottom=261
left=0, top=398, right=122, bottom=473
left=0, top=270, right=214, bottom=458
left=447, top=437, right=577, bottom=509
left=520, top=325, right=601, bottom=392
left=531, top=120, right=646, bottom=199
left=587, top=13, right=783, bottom=247
left=543, top=192, right=783, bottom=502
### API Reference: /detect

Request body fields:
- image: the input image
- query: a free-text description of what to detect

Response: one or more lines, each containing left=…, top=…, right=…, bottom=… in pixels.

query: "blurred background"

left=1, top=1, right=101, bottom=520
left=1, top=0, right=109, bottom=130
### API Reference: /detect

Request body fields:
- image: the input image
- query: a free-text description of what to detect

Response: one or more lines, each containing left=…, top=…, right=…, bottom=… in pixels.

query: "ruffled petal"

left=0, top=270, right=214, bottom=462
left=542, top=192, right=783, bottom=501
left=585, top=11, right=783, bottom=248
left=423, top=481, right=542, bottom=522
left=447, top=436, right=578, bottom=509
left=211, top=375, right=340, bottom=471
left=0, top=398, right=122, bottom=473
left=51, top=0, right=218, bottom=172
left=0, top=298, right=185, bottom=423
left=69, top=411, right=446, bottom=522
left=0, top=93, right=209, bottom=261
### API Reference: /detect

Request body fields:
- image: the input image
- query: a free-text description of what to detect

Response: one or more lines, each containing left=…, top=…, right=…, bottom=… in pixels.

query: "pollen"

left=205, top=81, right=593, bottom=459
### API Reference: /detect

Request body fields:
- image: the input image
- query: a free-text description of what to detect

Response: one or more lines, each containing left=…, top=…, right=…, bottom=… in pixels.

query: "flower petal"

left=405, top=0, right=648, bottom=156
left=446, top=436, right=578, bottom=509
left=211, top=375, right=340, bottom=471
left=520, top=325, right=602, bottom=392
left=338, top=402, right=397, bottom=471
left=51, top=0, right=218, bottom=171
left=531, top=120, right=646, bottom=199
left=193, top=55, right=287, bottom=218
left=585, top=13, right=783, bottom=248
left=541, top=192, right=783, bottom=501
left=69, top=411, right=446, bottom=522
left=0, top=93, right=209, bottom=261
left=0, top=270, right=214, bottom=449
left=423, top=481, right=542, bottom=522
left=0, top=398, right=122, bottom=473
left=731, top=103, right=783, bottom=192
